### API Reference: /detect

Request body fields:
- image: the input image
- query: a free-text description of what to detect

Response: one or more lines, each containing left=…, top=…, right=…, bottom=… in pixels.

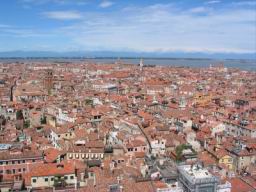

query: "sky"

left=0, top=0, right=255, bottom=54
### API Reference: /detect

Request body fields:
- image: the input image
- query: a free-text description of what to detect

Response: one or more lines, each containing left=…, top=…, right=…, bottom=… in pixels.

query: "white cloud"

left=57, top=3, right=255, bottom=54
left=42, top=11, right=82, bottom=20
left=12, top=2, right=255, bottom=53
left=99, top=1, right=114, bottom=8
left=189, top=7, right=209, bottom=14
left=206, top=0, right=221, bottom=4
left=22, top=0, right=89, bottom=5
left=0, top=26, right=53, bottom=38
left=232, top=1, right=256, bottom=6
left=0, top=24, right=11, bottom=28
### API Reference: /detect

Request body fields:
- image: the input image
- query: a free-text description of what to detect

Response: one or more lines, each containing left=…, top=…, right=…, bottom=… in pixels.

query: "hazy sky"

left=0, top=0, right=255, bottom=53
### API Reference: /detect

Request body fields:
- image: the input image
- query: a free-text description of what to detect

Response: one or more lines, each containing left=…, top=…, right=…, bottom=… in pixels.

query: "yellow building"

left=46, top=114, right=56, bottom=127
left=193, top=93, right=212, bottom=107
left=209, top=148, right=234, bottom=170
left=218, top=154, right=233, bottom=170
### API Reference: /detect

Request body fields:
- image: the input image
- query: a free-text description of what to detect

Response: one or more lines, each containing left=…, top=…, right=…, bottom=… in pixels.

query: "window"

left=32, top=159, right=35, bottom=163
left=13, top=169, right=15, bottom=174
left=45, top=178, right=48, bottom=182
left=51, top=178, right=54, bottom=181
left=23, top=168, right=26, bottom=172
left=70, top=176, right=74, bottom=180
left=64, top=176, right=68, bottom=180
left=32, top=179, right=37, bottom=183
left=18, top=169, right=21, bottom=172
left=0, top=162, right=2, bottom=165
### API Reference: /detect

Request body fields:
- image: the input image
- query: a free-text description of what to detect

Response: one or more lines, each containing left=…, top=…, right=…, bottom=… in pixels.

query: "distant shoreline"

left=0, top=57, right=255, bottom=71
left=0, top=57, right=255, bottom=61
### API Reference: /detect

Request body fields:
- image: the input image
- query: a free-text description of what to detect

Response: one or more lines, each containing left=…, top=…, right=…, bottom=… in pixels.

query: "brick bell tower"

left=44, top=69, right=53, bottom=92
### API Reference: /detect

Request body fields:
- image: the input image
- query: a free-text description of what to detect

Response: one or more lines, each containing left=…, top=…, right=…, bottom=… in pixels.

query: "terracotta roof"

left=227, top=177, right=254, bottom=192
left=29, top=162, right=75, bottom=177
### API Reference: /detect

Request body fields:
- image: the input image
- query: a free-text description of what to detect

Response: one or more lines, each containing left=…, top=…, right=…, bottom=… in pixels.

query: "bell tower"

left=139, top=58, right=144, bottom=71
left=44, top=69, right=53, bottom=92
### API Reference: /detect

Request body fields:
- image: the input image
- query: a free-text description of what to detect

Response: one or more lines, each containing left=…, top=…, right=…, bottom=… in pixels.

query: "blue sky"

left=0, top=0, right=255, bottom=54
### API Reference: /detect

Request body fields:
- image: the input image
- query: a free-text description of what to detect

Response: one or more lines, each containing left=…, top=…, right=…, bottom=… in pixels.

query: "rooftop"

left=178, top=164, right=219, bottom=184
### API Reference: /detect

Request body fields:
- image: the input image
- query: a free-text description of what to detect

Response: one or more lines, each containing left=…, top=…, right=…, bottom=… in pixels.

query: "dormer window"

left=57, top=164, right=64, bottom=169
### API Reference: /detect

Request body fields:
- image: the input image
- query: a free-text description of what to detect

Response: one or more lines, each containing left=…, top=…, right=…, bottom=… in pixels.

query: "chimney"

left=80, top=172, right=85, bottom=182
left=101, top=162, right=104, bottom=170
left=120, top=185, right=123, bottom=192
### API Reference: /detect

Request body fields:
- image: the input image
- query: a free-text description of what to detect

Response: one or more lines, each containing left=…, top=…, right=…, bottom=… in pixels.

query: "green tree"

left=16, top=110, right=24, bottom=120
left=40, top=116, right=47, bottom=124
left=85, top=99, right=93, bottom=106
left=175, top=144, right=190, bottom=162
left=24, top=120, right=30, bottom=128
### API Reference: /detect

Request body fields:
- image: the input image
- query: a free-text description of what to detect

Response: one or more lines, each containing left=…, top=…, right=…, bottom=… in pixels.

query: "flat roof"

left=178, top=164, right=218, bottom=184
left=182, top=165, right=212, bottom=179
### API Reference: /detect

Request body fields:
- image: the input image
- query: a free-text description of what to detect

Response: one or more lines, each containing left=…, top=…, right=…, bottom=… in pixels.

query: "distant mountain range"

left=0, top=50, right=255, bottom=60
